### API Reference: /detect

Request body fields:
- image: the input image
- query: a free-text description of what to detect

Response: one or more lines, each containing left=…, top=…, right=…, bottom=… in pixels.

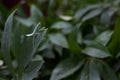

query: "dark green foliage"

left=0, top=0, right=120, bottom=80
left=1, top=10, right=47, bottom=80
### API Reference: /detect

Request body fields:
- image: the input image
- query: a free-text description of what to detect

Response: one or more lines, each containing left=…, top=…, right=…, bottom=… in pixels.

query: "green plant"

left=1, top=10, right=47, bottom=80
left=0, top=0, right=120, bottom=80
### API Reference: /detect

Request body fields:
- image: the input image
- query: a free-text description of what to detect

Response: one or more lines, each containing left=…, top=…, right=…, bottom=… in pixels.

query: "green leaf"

left=30, top=5, right=44, bottom=24
left=116, top=52, right=120, bottom=58
left=50, top=57, right=84, bottom=80
left=15, top=18, right=33, bottom=27
left=77, top=60, right=100, bottom=80
left=68, top=33, right=81, bottom=53
left=81, top=8, right=103, bottom=22
left=16, top=5, right=44, bottom=26
left=82, top=46, right=110, bottom=58
left=100, top=11, right=110, bottom=25
left=74, top=4, right=100, bottom=21
left=95, top=30, right=113, bottom=46
left=51, top=21, right=72, bottom=29
left=100, top=7, right=117, bottom=25
left=1, top=10, right=17, bottom=79
left=51, top=21, right=72, bottom=34
left=12, top=23, right=47, bottom=77
left=22, top=55, right=44, bottom=80
left=95, top=60, right=118, bottom=80
left=48, top=0, right=55, bottom=11
left=78, top=59, right=118, bottom=80
left=77, top=31, right=83, bottom=44
left=49, top=33, right=68, bottom=48
left=107, top=18, right=120, bottom=55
